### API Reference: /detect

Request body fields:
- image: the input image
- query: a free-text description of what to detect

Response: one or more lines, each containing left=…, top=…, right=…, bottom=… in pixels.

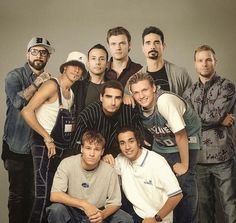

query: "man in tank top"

left=21, top=51, right=87, bottom=223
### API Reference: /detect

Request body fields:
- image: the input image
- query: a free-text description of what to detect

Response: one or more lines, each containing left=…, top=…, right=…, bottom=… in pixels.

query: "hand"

left=44, top=137, right=56, bottom=158
left=34, top=71, right=51, bottom=87
left=173, top=162, right=188, bottom=176
left=123, top=94, right=135, bottom=108
left=83, top=203, right=102, bottom=222
left=102, top=154, right=115, bottom=167
left=89, top=210, right=104, bottom=223
left=142, top=217, right=157, bottom=223
left=221, top=113, right=235, bottom=127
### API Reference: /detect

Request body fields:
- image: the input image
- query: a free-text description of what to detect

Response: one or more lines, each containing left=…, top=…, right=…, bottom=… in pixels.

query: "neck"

left=29, top=65, right=44, bottom=76
left=199, top=72, right=215, bottom=85
left=146, top=58, right=164, bottom=72
left=111, top=56, right=129, bottom=75
left=90, top=73, right=105, bottom=84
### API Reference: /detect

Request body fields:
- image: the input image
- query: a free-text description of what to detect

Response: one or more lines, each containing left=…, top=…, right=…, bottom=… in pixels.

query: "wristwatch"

left=154, top=214, right=163, bottom=222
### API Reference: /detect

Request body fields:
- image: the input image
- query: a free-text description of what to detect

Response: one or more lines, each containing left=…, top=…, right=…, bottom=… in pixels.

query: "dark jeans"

left=160, top=150, right=198, bottom=223
left=47, top=203, right=134, bottom=223
left=197, top=158, right=236, bottom=223
left=4, top=158, right=34, bottom=223
left=28, top=140, right=71, bottom=223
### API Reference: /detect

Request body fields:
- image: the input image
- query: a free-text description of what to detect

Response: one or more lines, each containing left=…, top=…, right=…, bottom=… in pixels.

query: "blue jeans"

left=4, top=158, right=34, bottom=223
left=197, top=157, right=236, bottom=223
left=47, top=203, right=134, bottom=223
left=28, top=140, right=72, bottom=223
left=159, top=150, right=198, bottom=223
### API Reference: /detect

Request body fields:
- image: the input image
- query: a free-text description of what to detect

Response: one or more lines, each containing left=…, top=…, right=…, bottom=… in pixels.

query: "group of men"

left=2, top=25, right=236, bottom=223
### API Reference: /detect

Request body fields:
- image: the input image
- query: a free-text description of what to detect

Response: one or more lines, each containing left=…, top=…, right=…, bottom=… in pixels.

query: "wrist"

left=44, top=136, right=54, bottom=144
left=154, top=214, right=163, bottom=222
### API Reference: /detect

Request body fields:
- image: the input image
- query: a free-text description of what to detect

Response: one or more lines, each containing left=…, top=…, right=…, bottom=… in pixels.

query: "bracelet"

left=44, top=137, right=54, bottom=144
left=32, top=82, right=39, bottom=91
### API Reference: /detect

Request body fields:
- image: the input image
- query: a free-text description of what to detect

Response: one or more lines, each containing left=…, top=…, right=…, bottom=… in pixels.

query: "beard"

left=148, top=50, right=159, bottom=60
left=28, top=59, right=47, bottom=71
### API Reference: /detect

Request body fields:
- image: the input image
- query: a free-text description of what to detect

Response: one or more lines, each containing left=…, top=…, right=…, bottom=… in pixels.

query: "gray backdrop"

left=0, top=0, right=236, bottom=222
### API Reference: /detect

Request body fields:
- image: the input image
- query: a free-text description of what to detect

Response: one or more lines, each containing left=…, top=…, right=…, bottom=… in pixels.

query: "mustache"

left=148, top=50, right=158, bottom=54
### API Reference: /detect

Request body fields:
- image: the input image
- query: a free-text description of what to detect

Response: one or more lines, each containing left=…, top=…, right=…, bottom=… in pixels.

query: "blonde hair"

left=128, top=71, right=155, bottom=92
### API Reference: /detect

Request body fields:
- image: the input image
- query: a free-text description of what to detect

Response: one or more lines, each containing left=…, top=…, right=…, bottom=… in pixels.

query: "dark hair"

left=100, top=80, right=124, bottom=97
left=142, top=26, right=164, bottom=44
left=87, top=44, right=109, bottom=61
left=106, top=26, right=131, bottom=43
left=81, top=130, right=105, bottom=148
left=117, top=127, right=144, bottom=147
left=194, top=44, right=216, bottom=61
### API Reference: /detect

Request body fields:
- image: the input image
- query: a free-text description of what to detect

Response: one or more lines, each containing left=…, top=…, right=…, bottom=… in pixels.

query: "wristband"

left=32, top=82, right=39, bottom=91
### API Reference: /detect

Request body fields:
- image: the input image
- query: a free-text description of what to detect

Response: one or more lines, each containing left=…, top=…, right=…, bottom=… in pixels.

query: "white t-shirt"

left=115, top=148, right=182, bottom=222
left=157, top=93, right=186, bottom=133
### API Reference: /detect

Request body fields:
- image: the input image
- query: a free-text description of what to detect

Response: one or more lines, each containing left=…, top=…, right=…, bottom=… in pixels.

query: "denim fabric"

left=47, top=203, right=134, bottom=223
left=197, top=158, right=236, bottom=223
left=3, top=63, right=36, bottom=154
left=28, top=140, right=71, bottom=223
left=4, top=159, right=34, bottom=223
left=159, top=150, right=198, bottom=223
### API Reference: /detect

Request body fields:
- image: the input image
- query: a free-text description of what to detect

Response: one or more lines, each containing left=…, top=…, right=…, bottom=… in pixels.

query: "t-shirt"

left=51, top=154, right=121, bottom=209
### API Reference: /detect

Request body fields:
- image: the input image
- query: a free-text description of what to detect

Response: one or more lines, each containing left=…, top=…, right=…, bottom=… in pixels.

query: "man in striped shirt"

left=71, top=80, right=144, bottom=159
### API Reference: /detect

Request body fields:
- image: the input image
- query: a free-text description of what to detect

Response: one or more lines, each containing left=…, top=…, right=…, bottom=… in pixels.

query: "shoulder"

left=99, top=160, right=118, bottom=175
left=60, top=154, right=80, bottom=168
left=158, top=92, right=184, bottom=105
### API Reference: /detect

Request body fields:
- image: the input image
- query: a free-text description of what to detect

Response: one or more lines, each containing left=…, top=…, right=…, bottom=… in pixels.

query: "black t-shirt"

left=147, top=66, right=170, bottom=91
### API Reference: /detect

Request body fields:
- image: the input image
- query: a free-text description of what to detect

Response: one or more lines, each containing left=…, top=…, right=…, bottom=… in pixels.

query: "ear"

left=100, top=94, right=103, bottom=102
left=153, top=84, right=157, bottom=93
left=163, top=42, right=166, bottom=50
left=26, top=52, right=30, bottom=60
left=80, top=145, right=84, bottom=154
left=101, top=148, right=104, bottom=157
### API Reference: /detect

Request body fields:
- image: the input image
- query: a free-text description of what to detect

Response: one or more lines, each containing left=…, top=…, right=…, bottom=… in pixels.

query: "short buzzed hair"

left=194, top=45, right=216, bottom=61
left=128, top=71, right=155, bottom=93
left=142, top=26, right=164, bottom=44
left=81, top=130, right=105, bottom=148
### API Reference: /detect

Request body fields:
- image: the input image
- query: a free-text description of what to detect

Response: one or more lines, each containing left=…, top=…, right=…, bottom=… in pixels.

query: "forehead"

left=83, top=140, right=103, bottom=149
left=195, top=50, right=215, bottom=59
left=89, top=48, right=107, bottom=57
left=108, top=34, right=128, bottom=43
left=118, top=131, right=135, bottom=140
left=104, top=87, right=122, bottom=96
left=144, top=33, right=162, bottom=42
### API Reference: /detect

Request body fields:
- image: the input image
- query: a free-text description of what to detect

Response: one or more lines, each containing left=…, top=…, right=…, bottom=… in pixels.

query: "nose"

left=89, top=149, right=95, bottom=156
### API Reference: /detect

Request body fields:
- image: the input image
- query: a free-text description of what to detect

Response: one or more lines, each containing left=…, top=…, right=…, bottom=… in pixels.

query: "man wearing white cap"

left=21, top=51, right=86, bottom=223
left=2, top=37, right=54, bottom=223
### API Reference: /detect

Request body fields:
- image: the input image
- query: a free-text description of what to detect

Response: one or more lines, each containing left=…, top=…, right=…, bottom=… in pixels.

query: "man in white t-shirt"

left=115, top=127, right=183, bottom=223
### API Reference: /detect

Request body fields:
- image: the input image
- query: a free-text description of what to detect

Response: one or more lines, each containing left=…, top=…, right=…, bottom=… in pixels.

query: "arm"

left=21, top=80, right=57, bottom=158
left=21, top=72, right=51, bottom=101
left=143, top=193, right=183, bottom=223
left=174, top=128, right=189, bottom=176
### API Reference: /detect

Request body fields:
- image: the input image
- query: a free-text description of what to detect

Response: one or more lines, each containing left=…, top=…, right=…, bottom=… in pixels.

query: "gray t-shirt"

left=51, top=154, right=121, bottom=208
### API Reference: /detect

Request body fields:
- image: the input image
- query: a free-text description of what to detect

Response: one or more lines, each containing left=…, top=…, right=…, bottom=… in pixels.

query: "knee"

left=46, top=203, right=70, bottom=222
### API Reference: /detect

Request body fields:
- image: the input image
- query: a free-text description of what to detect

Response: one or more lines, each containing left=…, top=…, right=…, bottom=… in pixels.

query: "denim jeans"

left=28, top=140, right=71, bottom=223
left=4, top=158, right=34, bottom=223
left=46, top=203, right=134, bottom=223
left=159, top=150, right=198, bottom=223
left=197, top=157, right=236, bottom=223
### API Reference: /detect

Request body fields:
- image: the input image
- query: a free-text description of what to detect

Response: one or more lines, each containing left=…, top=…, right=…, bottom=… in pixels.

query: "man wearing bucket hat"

left=2, top=36, right=54, bottom=223
left=21, top=51, right=86, bottom=223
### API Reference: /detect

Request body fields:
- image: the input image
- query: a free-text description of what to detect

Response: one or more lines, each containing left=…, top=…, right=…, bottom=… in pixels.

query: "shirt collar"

left=132, top=148, right=149, bottom=167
